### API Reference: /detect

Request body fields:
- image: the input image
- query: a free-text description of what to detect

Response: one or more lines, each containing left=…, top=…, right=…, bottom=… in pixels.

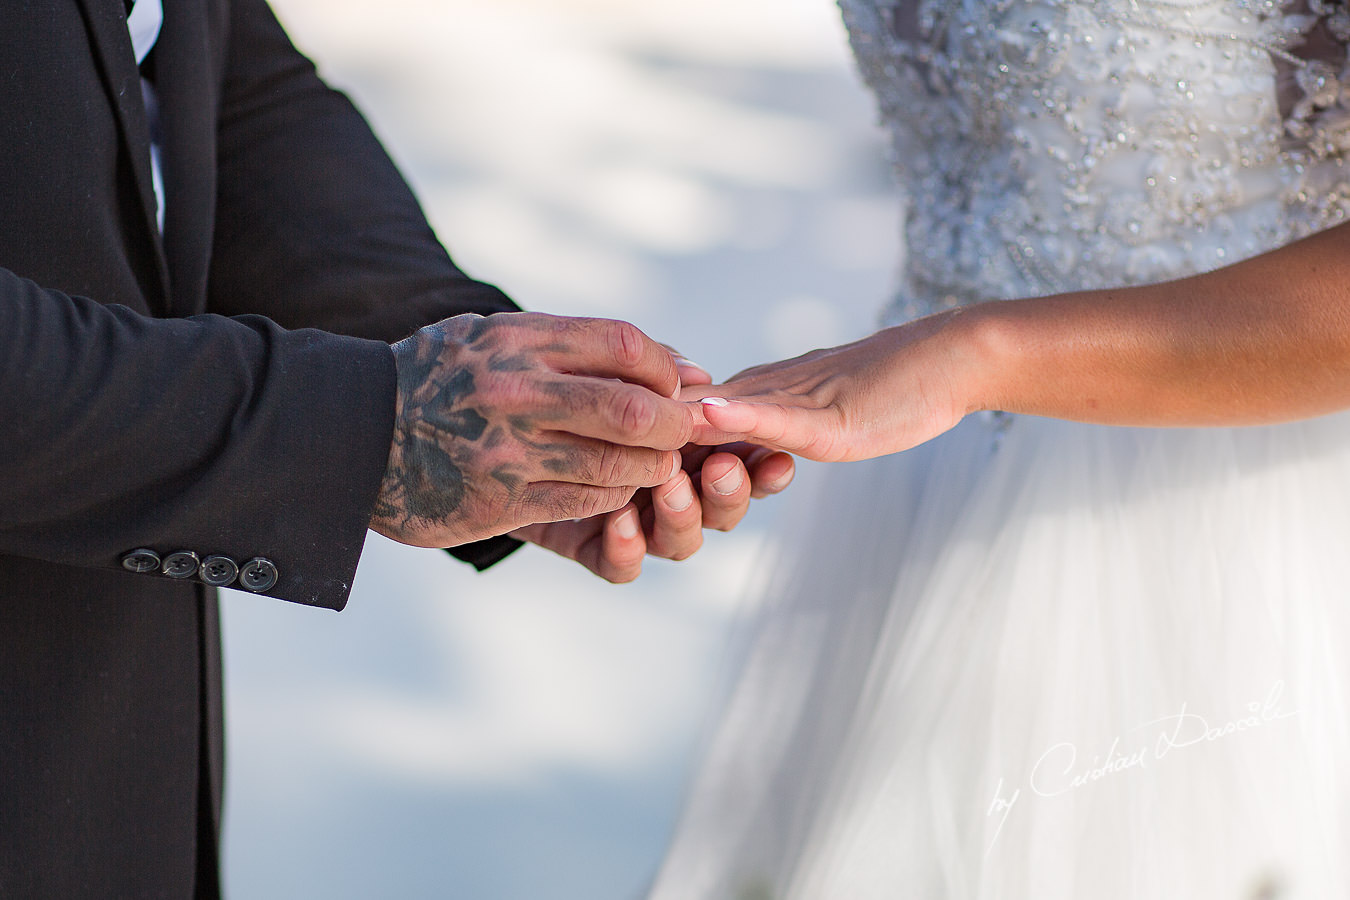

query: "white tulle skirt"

left=649, top=410, right=1350, bottom=900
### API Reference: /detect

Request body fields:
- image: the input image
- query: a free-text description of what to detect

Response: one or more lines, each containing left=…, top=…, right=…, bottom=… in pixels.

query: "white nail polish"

left=701, top=397, right=729, bottom=408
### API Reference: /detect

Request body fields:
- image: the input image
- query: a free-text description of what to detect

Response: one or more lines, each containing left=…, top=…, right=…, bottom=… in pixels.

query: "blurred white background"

left=221, top=1, right=894, bottom=897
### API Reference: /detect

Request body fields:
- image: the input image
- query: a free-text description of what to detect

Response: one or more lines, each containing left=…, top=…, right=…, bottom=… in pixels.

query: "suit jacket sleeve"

left=208, top=0, right=520, bottom=342
left=0, top=274, right=397, bottom=610
left=206, top=0, right=524, bottom=574
left=0, top=0, right=518, bottom=611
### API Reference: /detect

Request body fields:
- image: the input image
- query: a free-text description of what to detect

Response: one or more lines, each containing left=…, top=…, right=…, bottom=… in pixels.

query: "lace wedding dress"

left=650, top=3, right=1350, bottom=898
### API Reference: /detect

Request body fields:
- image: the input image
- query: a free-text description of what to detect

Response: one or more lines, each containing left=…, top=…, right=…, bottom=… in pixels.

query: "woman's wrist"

left=946, top=292, right=1116, bottom=423
left=926, top=302, right=1022, bottom=419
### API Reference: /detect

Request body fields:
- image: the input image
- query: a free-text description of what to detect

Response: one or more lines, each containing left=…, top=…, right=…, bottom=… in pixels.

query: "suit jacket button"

left=198, top=556, right=239, bottom=587
left=238, top=557, right=279, bottom=593
left=121, top=548, right=161, bottom=574
left=162, top=550, right=201, bottom=579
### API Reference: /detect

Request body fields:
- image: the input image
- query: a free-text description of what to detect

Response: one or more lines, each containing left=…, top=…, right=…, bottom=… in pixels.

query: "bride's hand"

left=686, top=310, right=988, bottom=462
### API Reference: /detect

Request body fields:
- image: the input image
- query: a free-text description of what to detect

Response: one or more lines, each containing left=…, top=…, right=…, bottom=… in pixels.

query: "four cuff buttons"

left=120, top=548, right=278, bottom=593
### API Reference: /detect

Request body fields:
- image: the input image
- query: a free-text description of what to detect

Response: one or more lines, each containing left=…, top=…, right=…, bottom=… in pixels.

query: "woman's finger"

left=696, top=453, right=753, bottom=532
left=698, top=397, right=842, bottom=460
left=646, top=471, right=706, bottom=559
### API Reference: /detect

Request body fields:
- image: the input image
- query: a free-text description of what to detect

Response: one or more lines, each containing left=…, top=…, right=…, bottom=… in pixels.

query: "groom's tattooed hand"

left=369, top=312, right=698, bottom=549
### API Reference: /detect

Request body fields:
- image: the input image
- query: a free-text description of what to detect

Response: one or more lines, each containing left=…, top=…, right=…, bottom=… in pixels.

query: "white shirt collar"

left=127, top=0, right=163, bottom=66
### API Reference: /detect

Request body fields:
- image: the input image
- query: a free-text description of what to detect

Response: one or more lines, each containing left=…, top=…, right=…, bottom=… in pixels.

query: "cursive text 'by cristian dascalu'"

left=984, top=681, right=1297, bottom=855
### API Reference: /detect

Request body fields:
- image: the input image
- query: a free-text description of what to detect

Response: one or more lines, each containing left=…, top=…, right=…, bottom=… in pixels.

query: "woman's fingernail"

left=615, top=509, right=640, bottom=540
left=663, top=479, right=695, bottom=512
left=711, top=467, right=745, bottom=496
left=701, top=397, right=729, bottom=408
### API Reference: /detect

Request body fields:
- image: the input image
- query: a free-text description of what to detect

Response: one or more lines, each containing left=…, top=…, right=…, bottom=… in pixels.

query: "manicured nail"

left=663, top=479, right=695, bottom=512
left=701, top=397, right=729, bottom=408
left=615, top=509, right=640, bottom=540
left=711, top=467, right=745, bottom=496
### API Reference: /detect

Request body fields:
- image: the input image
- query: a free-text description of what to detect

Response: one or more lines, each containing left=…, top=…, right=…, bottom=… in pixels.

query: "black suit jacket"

left=0, top=1, right=518, bottom=895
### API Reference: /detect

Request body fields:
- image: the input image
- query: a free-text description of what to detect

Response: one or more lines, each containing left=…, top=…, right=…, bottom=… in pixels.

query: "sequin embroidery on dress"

left=838, top=0, right=1350, bottom=322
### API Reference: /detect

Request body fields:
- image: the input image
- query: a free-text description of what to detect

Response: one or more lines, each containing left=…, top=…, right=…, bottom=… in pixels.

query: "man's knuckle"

left=567, top=444, right=607, bottom=486
left=529, top=313, right=577, bottom=347
left=549, top=485, right=585, bottom=518
left=482, top=371, right=532, bottom=414
left=512, top=482, right=563, bottom=522
left=515, top=311, right=552, bottom=332
left=533, top=482, right=597, bottom=521
left=609, top=391, right=657, bottom=439
left=575, top=488, right=621, bottom=520
left=594, top=442, right=627, bottom=485
left=608, top=320, right=646, bottom=368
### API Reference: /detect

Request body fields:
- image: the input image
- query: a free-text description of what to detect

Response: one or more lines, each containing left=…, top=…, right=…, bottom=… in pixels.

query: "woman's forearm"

left=692, top=222, right=1350, bottom=461
left=962, top=221, right=1350, bottom=427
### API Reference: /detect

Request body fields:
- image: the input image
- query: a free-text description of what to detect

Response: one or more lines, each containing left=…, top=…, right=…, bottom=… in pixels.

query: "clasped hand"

left=369, top=312, right=794, bottom=582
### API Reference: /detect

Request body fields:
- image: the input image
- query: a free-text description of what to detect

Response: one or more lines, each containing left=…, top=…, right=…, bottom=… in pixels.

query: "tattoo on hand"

left=370, top=315, right=587, bottom=544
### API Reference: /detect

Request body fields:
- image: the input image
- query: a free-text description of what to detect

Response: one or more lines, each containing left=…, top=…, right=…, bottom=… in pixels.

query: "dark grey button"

left=121, top=548, right=161, bottom=574
left=198, top=556, right=239, bottom=587
left=161, top=550, right=201, bottom=579
left=238, top=557, right=279, bottom=593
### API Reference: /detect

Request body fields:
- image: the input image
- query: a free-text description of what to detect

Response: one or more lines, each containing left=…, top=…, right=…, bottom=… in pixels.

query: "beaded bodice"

left=839, top=0, right=1350, bottom=321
